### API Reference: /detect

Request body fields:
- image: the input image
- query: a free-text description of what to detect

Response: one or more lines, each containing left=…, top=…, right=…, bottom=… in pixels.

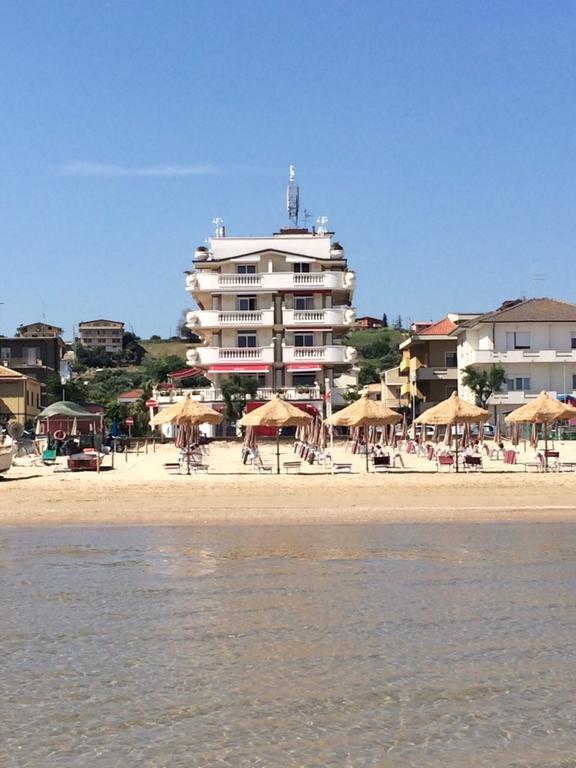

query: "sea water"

left=1, top=523, right=576, bottom=767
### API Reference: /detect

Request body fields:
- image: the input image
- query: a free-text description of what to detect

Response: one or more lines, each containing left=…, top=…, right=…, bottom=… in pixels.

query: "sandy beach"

left=1, top=439, right=576, bottom=526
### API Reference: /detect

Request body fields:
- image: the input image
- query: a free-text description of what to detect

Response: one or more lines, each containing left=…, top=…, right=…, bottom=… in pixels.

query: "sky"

left=2, top=0, right=576, bottom=339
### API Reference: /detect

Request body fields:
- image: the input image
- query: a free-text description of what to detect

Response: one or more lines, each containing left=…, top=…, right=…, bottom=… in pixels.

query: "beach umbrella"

left=414, top=392, right=489, bottom=472
left=150, top=394, right=223, bottom=427
left=505, top=391, right=576, bottom=471
left=238, top=394, right=313, bottom=474
left=325, top=393, right=400, bottom=471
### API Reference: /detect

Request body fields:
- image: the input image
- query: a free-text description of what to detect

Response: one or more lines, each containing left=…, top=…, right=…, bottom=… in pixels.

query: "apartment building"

left=0, top=335, right=63, bottom=407
left=78, top=320, right=124, bottom=352
left=455, top=298, right=576, bottom=416
left=0, top=365, right=42, bottom=425
left=185, top=229, right=357, bottom=399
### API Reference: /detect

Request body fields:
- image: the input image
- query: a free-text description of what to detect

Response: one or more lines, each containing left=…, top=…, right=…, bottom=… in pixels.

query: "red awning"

left=208, top=363, right=271, bottom=373
left=285, top=363, right=322, bottom=372
left=168, top=367, right=205, bottom=380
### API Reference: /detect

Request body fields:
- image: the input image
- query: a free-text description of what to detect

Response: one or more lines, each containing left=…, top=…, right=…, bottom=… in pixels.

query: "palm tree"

left=461, top=365, right=506, bottom=408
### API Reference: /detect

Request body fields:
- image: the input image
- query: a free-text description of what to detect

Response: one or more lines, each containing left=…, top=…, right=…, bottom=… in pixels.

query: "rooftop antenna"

left=316, top=215, right=328, bottom=235
left=286, top=165, right=300, bottom=227
left=212, top=217, right=225, bottom=237
left=303, top=208, right=312, bottom=230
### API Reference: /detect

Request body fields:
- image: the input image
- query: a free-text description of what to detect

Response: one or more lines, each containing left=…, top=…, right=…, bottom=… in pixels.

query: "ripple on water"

left=1, top=522, right=576, bottom=767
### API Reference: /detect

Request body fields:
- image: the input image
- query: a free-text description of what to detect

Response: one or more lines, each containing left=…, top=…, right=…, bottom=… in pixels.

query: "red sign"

left=145, top=399, right=158, bottom=407
left=125, top=417, right=134, bottom=426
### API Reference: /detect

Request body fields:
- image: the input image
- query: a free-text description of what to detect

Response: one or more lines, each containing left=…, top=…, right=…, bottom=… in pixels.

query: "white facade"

left=185, top=229, right=357, bottom=398
left=456, top=299, right=576, bottom=414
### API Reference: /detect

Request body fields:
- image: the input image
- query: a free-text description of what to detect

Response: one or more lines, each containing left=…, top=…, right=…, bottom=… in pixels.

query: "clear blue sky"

left=2, top=0, right=576, bottom=338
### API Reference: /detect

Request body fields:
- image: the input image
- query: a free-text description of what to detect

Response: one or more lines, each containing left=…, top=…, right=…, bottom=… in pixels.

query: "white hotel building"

left=184, top=225, right=357, bottom=405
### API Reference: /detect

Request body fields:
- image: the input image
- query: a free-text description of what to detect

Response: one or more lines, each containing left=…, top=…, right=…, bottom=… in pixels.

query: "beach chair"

left=372, top=455, right=391, bottom=472
left=524, top=453, right=544, bottom=473
left=436, top=454, right=455, bottom=472
left=283, top=461, right=302, bottom=474
left=503, top=449, right=517, bottom=466
left=463, top=455, right=482, bottom=472
left=544, top=450, right=561, bottom=472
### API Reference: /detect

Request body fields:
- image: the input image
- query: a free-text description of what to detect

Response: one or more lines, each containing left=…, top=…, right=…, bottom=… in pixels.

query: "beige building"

left=0, top=365, right=42, bottom=426
left=17, top=322, right=63, bottom=338
left=78, top=320, right=124, bottom=352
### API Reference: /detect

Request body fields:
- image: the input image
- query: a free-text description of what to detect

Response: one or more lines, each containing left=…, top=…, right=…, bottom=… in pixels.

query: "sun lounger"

left=436, top=454, right=454, bottom=472
left=333, top=462, right=352, bottom=473
left=463, top=455, right=482, bottom=472
left=283, top=461, right=302, bottom=474
left=372, top=455, right=391, bottom=472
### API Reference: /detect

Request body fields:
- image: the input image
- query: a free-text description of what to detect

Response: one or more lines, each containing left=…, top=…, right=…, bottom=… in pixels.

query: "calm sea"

left=1, top=523, right=576, bottom=767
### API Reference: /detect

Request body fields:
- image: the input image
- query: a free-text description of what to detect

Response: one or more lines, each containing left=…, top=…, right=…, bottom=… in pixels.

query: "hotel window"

left=571, top=333, right=576, bottom=350
left=1, top=347, right=11, bottom=362
left=506, top=377, right=530, bottom=391
left=294, top=333, right=314, bottom=347
left=292, top=373, right=316, bottom=387
left=294, top=295, right=314, bottom=310
left=506, top=332, right=531, bottom=350
left=23, top=347, right=39, bottom=364
left=237, top=295, right=257, bottom=311
left=445, top=351, right=457, bottom=368
left=292, top=263, right=310, bottom=273
left=237, top=265, right=256, bottom=274
left=237, top=331, right=257, bottom=348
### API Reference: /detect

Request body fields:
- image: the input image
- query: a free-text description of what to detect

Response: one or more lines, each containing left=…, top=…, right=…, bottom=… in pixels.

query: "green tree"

left=220, top=375, right=258, bottom=421
left=393, top=314, right=403, bottom=330
left=382, top=313, right=388, bottom=328
left=461, top=365, right=506, bottom=408
left=46, top=374, right=90, bottom=403
left=140, top=355, right=187, bottom=385
left=358, top=363, right=381, bottom=387
left=122, top=332, right=146, bottom=365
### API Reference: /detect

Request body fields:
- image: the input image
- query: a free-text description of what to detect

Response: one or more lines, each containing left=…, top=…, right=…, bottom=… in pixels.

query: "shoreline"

left=2, top=441, right=576, bottom=526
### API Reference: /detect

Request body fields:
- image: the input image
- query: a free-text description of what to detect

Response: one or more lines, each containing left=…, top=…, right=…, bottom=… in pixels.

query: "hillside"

left=141, top=340, right=191, bottom=360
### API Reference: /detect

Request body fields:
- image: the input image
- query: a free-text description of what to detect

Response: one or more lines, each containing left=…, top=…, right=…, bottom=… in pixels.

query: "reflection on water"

left=1, top=523, right=576, bottom=767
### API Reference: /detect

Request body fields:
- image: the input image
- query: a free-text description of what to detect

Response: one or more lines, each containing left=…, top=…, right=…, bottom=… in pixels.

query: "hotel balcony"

left=187, top=308, right=275, bottom=330
left=416, top=367, right=459, bottom=381
left=186, top=270, right=355, bottom=294
left=282, top=345, right=357, bottom=365
left=283, top=306, right=355, bottom=327
left=187, top=346, right=275, bottom=368
left=489, top=390, right=545, bottom=405
left=2, top=357, right=44, bottom=367
left=461, top=349, right=576, bottom=366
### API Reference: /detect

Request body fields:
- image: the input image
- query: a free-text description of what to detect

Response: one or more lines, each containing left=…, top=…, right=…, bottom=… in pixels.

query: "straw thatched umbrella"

left=505, top=391, right=576, bottom=471
left=238, top=394, right=313, bottom=474
left=325, top=393, right=400, bottom=471
left=150, top=394, right=223, bottom=474
left=414, top=392, right=489, bottom=472
left=150, top=394, right=223, bottom=427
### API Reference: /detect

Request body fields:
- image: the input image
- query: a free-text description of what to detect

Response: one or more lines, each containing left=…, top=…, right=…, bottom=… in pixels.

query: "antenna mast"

left=286, top=165, right=300, bottom=227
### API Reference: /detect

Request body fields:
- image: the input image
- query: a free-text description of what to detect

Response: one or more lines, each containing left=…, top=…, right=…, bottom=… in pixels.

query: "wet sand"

left=2, top=440, right=576, bottom=526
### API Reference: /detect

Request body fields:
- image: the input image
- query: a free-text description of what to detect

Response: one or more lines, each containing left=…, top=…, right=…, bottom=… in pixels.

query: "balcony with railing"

left=461, top=349, right=576, bottom=365
left=186, top=309, right=274, bottom=329
left=416, top=367, right=459, bottom=381
left=283, top=345, right=357, bottom=365
left=186, top=270, right=355, bottom=294
left=187, top=346, right=275, bottom=366
left=1, top=357, right=44, bottom=367
left=283, top=306, right=354, bottom=327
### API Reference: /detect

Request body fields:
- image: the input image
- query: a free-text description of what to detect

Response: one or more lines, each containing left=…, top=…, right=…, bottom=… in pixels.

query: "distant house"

left=0, top=335, right=64, bottom=408
left=117, top=388, right=144, bottom=405
left=17, top=322, right=63, bottom=338
left=78, top=320, right=125, bottom=353
left=0, top=364, right=42, bottom=425
left=355, top=316, right=383, bottom=329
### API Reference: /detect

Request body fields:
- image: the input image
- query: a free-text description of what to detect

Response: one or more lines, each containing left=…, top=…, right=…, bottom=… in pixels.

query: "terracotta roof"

left=473, top=298, right=576, bottom=324
left=418, top=317, right=458, bottom=335
left=117, top=388, right=144, bottom=399
left=0, top=365, right=25, bottom=379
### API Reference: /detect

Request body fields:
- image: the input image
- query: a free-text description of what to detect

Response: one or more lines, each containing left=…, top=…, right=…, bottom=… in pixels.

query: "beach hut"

left=414, top=392, right=489, bottom=472
left=324, top=393, right=401, bottom=472
left=505, top=391, right=576, bottom=471
left=238, top=394, right=313, bottom=474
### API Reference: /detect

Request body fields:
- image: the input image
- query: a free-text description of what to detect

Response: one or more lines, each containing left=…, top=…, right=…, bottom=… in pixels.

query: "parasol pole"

left=276, top=428, right=280, bottom=474
left=365, top=424, right=369, bottom=472
left=325, top=377, right=334, bottom=476
left=544, top=420, right=548, bottom=473
left=454, top=421, right=459, bottom=473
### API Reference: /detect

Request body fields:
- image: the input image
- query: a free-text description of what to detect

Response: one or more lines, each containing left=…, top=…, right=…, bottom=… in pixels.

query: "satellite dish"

left=7, top=420, right=24, bottom=439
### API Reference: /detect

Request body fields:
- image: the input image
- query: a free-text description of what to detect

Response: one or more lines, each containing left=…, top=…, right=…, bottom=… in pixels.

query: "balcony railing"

left=186, top=270, right=355, bottom=294
left=283, top=345, right=357, bottom=364
left=1, top=357, right=43, bottom=367
left=187, top=346, right=275, bottom=365
left=283, top=306, right=355, bottom=326
left=186, top=309, right=274, bottom=329
left=461, top=349, right=576, bottom=365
